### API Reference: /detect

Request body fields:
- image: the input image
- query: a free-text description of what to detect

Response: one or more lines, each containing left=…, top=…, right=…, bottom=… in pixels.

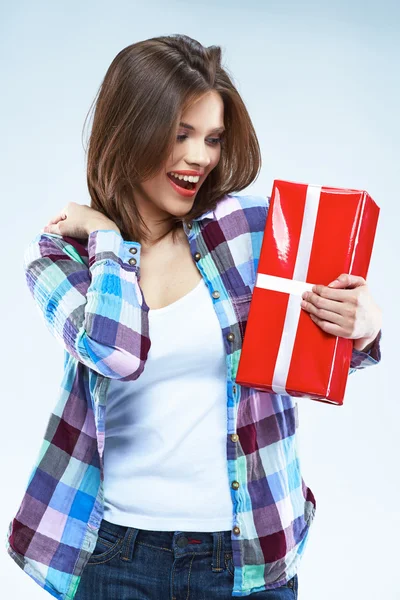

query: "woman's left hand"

left=300, top=273, right=382, bottom=351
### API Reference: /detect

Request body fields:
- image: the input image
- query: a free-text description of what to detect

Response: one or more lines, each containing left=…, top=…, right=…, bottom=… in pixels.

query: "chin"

left=164, top=200, right=196, bottom=218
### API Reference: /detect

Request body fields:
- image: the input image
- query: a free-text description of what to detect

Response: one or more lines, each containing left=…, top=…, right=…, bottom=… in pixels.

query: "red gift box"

left=236, top=180, right=380, bottom=405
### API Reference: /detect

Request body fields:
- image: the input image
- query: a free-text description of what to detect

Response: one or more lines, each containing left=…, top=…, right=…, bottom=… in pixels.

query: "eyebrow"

left=179, top=121, right=225, bottom=134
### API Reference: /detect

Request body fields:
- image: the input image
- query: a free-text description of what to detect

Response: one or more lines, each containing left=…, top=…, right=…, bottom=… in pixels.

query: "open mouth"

left=167, top=173, right=197, bottom=190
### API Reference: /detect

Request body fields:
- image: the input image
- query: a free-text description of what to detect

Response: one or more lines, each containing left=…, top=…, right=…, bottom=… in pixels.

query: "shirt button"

left=129, top=247, right=137, bottom=254
left=187, top=222, right=193, bottom=229
left=227, top=332, right=235, bottom=342
left=194, top=252, right=201, bottom=262
left=212, top=291, right=220, bottom=299
left=128, top=258, right=137, bottom=266
left=232, top=385, right=237, bottom=394
left=233, top=526, right=240, bottom=535
left=231, top=481, right=240, bottom=490
left=231, top=434, right=239, bottom=442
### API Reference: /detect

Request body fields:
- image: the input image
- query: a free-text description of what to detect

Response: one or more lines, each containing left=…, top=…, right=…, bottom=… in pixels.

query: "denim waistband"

left=97, top=517, right=234, bottom=565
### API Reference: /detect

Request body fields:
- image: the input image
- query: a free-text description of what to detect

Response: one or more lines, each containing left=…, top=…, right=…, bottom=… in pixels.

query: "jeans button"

left=176, top=536, right=189, bottom=548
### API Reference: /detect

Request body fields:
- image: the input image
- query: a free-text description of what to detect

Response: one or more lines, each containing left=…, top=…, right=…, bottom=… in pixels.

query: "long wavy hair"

left=83, top=33, right=262, bottom=245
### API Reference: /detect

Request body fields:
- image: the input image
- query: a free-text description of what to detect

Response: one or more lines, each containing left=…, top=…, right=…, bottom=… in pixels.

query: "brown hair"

left=83, top=33, right=262, bottom=245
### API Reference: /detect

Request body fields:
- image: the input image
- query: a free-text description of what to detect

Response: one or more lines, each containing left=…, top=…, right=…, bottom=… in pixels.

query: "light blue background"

left=1, top=1, right=398, bottom=598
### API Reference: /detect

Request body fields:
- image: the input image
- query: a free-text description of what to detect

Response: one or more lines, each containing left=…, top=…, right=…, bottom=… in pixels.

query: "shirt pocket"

left=228, top=285, right=253, bottom=340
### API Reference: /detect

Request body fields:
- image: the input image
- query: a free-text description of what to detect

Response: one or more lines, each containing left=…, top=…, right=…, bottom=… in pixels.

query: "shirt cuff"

left=87, top=230, right=141, bottom=269
left=350, top=329, right=382, bottom=368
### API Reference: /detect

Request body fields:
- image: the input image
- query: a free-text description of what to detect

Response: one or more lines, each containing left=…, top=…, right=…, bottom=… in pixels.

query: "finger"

left=301, top=291, right=348, bottom=316
left=311, top=284, right=361, bottom=302
left=325, top=274, right=366, bottom=289
left=301, top=301, right=347, bottom=325
left=48, top=213, right=66, bottom=225
left=309, top=313, right=350, bottom=338
left=327, top=279, right=347, bottom=288
left=42, top=223, right=61, bottom=234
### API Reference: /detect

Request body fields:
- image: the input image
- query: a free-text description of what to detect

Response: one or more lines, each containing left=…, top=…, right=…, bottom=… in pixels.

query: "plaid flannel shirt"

left=5, top=193, right=382, bottom=598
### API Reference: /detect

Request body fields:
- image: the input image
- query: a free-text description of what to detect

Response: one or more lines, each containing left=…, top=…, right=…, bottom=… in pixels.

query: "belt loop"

left=211, top=531, right=223, bottom=572
left=120, top=526, right=139, bottom=562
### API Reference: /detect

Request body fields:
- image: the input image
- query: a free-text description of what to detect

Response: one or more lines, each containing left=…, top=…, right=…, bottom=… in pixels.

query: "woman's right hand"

left=42, top=202, right=121, bottom=238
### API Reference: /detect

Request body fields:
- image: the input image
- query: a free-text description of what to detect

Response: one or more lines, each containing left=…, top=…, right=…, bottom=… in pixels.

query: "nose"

left=184, top=142, right=213, bottom=169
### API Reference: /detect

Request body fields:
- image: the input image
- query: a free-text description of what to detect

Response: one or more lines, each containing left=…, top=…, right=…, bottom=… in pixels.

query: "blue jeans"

left=75, top=517, right=298, bottom=599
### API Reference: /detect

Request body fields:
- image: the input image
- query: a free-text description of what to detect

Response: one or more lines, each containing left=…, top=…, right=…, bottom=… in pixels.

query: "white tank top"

left=103, top=277, right=233, bottom=531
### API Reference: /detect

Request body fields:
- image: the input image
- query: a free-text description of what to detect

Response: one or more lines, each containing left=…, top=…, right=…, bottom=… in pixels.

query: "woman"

left=6, top=34, right=382, bottom=599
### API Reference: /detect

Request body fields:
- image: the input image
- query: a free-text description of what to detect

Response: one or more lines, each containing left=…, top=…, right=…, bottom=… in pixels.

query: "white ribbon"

left=255, top=273, right=315, bottom=297
left=254, top=185, right=322, bottom=395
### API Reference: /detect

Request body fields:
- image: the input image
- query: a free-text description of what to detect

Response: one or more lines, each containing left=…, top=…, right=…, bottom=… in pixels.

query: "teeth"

left=169, top=172, right=200, bottom=183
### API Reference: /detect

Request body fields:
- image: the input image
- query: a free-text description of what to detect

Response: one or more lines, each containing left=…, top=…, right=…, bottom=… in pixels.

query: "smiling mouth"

left=167, top=173, right=198, bottom=190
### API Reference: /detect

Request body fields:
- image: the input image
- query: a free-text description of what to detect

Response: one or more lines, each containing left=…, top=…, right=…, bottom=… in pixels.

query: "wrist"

left=86, top=220, right=121, bottom=236
left=353, top=329, right=380, bottom=353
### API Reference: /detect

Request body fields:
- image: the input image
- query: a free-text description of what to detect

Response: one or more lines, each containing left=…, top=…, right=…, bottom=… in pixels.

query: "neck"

left=140, top=216, right=186, bottom=252
left=133, top=188, right=186, bottom=250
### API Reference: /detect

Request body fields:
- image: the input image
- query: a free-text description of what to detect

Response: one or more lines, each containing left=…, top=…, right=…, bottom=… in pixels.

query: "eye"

left=208, top=137, right=223, bottom=145
left=176, top=134, right=223, bottom=146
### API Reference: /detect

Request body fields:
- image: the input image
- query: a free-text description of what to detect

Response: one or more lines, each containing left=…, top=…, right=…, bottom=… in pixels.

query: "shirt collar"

left=193, top=208, right=215, bottom=222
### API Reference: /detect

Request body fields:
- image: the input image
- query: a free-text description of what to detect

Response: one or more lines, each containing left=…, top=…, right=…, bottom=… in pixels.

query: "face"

left=134, top=90, right=225, bottom=223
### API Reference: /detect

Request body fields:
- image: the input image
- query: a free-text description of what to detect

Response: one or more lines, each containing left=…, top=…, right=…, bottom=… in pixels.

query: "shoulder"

left=212, top=193, right=270, bottom=233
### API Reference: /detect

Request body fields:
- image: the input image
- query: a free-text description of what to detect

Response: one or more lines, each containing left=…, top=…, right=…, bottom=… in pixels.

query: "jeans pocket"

left=87, top=526, right=123, bottom=564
